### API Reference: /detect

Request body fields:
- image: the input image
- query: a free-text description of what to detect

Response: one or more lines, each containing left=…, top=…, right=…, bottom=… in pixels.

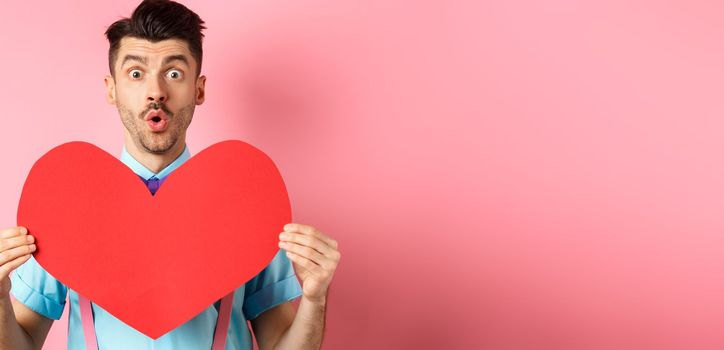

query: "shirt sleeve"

left=243, top=249, right=302, bottom=320
left=9, top=256, right=68, bottom=320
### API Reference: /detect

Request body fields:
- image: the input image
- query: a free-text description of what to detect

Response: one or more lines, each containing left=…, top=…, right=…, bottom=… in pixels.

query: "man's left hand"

left=278, top=223, right=340, bottom=303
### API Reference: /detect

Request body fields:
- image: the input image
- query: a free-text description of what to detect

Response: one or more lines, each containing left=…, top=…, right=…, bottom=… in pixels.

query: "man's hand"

left=278, top=223, right=340, bottom=303
left=0, top=227, right=53, bottom=349
left=0, top=227, right=36, bottom=296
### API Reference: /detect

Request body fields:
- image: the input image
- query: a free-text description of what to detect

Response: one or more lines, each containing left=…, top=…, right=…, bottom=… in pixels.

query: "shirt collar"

left=120, top=145, right=191, bottom=181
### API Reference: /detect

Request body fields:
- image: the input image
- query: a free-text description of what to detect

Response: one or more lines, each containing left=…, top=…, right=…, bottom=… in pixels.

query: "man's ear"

left=104, top=75, right=116, bottom=105
left=195, top=75, right=206, bottom=105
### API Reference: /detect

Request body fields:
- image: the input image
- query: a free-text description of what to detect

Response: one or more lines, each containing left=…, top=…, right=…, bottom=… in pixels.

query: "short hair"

left=104, top=0, right=206, bottom=78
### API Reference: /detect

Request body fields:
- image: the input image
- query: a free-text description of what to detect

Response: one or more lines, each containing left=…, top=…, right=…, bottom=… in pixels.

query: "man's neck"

left=124, top=136, right=185, bottom=174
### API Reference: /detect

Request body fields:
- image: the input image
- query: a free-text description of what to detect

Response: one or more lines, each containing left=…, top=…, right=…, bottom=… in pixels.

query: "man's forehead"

left=117, top=37, right=192, bottom=60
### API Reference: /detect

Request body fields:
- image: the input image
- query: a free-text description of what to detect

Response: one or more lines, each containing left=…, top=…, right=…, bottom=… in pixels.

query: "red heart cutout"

left=16, top=140, right=290, bottom=339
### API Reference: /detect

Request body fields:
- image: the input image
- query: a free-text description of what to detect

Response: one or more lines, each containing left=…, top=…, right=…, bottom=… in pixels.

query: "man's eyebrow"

left=120, top=55, right=147, bottom=67
left=162, top=54, right=189, bottom=67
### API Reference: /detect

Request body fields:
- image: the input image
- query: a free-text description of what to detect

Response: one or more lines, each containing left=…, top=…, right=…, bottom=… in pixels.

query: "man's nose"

left=146, top=75, right=167, bottom=104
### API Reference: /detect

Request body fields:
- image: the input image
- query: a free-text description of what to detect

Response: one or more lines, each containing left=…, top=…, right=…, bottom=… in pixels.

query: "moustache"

left=140, top=103, right=173, bottom=119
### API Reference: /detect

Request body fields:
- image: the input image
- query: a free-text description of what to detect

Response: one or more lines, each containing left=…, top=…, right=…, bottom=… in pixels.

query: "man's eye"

left=167, top=70, right=183, bottom=80
left=129, top=70, right=142, bottom=79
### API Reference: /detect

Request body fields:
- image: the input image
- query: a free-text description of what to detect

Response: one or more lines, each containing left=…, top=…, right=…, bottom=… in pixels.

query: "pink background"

left=1, top=0, right=724, bottom=349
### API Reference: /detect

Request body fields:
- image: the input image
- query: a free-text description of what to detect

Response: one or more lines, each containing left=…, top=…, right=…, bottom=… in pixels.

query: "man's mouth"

left=144, top=109, right=169, bottom=132
left=144, top=109, right=168, bottom=121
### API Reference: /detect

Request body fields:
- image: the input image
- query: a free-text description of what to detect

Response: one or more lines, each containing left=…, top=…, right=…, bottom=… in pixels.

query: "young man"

left=0, top=0, right=340, bottom=349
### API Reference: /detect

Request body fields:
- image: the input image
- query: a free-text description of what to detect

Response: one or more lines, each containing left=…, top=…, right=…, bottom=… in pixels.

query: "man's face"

left=104, top=37, right=205, bottom=154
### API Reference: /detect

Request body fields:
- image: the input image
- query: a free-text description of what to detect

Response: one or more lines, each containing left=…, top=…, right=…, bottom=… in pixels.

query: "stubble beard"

left=118, top=102, right=195, bottom=154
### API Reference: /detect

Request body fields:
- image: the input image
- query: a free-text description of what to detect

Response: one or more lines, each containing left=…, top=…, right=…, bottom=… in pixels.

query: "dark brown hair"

left=104, top=0, right=206, bottom=77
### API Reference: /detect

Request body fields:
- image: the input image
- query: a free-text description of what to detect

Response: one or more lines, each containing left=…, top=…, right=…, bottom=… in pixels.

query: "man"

left=0, top=0, right=340, bottom=349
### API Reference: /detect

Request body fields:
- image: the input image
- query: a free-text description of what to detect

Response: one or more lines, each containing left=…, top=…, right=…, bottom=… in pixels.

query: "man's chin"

left=139, top=138, right=177, bottom=154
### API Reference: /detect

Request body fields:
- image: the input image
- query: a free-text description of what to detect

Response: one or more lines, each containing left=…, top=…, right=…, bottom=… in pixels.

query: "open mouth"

left=145, top=110, right=169, bottom=132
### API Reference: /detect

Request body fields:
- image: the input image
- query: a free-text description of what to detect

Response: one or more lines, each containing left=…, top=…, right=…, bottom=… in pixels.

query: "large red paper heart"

left=16, top=140, right=290, bottom=339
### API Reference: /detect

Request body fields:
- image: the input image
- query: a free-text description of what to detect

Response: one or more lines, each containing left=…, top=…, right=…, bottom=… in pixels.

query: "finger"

left=279, top=241, right=323, bottom=265
left=0, top=254, right=31, bottom=279
left=279, top=241, right=338, bottom=270
left=0, top=235, right=35, bottom=253
left=283, top=223, right=338, bottom=250
left=285, top=251, right=323, bottom=275
left=0, top=244, right=36, bottom=266
left=0, top=227, right=27, bottom=239
left=279, top=232, right=334, bottom=256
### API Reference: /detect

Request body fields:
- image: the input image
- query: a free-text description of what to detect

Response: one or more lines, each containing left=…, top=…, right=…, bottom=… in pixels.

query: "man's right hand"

left=0, top=227, right=36, bottom=297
